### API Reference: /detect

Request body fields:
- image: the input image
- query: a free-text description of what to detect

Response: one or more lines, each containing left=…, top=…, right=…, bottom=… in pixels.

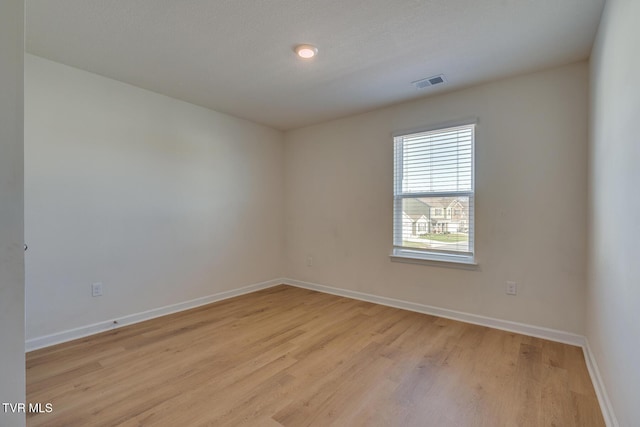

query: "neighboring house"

left=402, top=198, right=431, bottom=237
left=429, top=198, right=469, bottom=233
left=402, top=197, right=469, bottom=236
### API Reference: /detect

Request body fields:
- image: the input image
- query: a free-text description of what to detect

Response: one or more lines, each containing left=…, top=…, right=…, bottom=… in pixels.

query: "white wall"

left=25, top=55, right=284, bottom=340
left=588, top=0, right=640, bottom=425
left=285, top=63, right=588, bottom=334
left=0, top=1, right=25, bottom=426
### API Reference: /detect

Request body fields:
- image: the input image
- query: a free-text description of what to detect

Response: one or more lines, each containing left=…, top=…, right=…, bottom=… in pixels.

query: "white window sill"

left=389, top=249, right=478, bottom=270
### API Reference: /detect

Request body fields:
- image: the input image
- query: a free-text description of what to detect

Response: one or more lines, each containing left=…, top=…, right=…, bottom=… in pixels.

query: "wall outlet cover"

left=92, top=282, right=103, bottom=297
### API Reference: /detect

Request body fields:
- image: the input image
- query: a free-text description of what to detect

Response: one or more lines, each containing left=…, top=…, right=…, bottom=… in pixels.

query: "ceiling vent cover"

left=412, top=74, right=447, bottom=89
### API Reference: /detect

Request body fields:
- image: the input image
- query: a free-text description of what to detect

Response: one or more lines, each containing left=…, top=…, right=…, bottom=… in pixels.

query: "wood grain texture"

left=26, top=285, right=604, bottom=426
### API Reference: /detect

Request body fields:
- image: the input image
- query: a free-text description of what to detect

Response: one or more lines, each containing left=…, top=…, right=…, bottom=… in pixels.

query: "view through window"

left=393, top=123, right=475, bottom=263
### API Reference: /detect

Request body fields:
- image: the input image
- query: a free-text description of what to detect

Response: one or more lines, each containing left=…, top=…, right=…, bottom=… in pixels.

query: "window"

left=392, top=122, right=475, bottom=264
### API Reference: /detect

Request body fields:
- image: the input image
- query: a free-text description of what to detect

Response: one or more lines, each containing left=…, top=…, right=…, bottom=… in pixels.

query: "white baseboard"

left=25, top=278, right=282, bottom=352
left=282, top=278, right=585, bottom=346
left=282, top=278, right=621, bottom=426
left=25, top=275, right=617, bottom=426
left=583, top=339, right=619, bottom=427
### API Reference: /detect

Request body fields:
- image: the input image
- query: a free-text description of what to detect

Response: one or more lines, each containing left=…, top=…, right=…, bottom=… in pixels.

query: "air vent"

left=412, top=74, right=447, bottom=89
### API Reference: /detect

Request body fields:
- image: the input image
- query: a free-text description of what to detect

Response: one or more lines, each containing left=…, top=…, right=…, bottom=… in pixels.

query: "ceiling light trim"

left=294, top=44, right=318, bottom=59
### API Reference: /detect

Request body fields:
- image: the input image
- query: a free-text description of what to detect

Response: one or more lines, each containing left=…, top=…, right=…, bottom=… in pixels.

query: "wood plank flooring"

left=26, top=285, right=605, bottom=426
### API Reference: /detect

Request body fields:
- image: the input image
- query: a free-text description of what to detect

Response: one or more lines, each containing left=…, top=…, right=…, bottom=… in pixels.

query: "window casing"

left=392, top=122, right=475, bottom=264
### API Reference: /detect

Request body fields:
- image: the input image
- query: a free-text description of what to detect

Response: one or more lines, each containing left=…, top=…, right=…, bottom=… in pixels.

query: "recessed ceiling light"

left=294, top=44, right=318, bottom=59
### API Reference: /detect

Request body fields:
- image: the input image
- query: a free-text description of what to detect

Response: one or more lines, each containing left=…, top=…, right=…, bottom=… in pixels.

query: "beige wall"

left=24, top=57, right=592, bottom=349
left=285, top=63, right=589, bottom=334
left=25, top=55, right=285, bottom=340
left=0, top=0, right=25, bottom=426
left=588, top=0, right=640, bottom=425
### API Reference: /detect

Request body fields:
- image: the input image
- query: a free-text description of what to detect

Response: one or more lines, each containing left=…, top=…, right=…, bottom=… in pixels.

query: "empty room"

left=1, top=0, right=638, bottom=426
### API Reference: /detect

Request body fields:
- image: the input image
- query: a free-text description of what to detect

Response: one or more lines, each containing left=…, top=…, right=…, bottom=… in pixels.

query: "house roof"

left=403, top=198, right=431, bottom=221
left=417, top=197, right=469, bottom=211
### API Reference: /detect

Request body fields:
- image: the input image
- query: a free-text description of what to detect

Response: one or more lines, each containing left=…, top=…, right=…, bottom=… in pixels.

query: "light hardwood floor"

left=26, top=285, right=605, bottom=426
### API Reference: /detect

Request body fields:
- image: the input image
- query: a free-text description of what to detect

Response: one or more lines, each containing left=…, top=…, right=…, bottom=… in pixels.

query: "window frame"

left=391, top=120, right=477, bottom=266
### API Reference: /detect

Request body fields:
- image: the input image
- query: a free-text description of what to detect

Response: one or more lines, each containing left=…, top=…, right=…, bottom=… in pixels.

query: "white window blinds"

left=393, top=123, right=475, bottom=263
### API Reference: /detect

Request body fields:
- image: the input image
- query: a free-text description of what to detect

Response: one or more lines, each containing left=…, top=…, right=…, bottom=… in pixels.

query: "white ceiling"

left=26, top=0, right=604, bottom=130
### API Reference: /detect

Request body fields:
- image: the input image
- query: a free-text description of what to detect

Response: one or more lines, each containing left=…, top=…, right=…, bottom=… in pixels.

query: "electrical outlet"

left=306, top=256, right=313, bottom=267
left=506, top=281, right=517, bottom=296
left=92, top=282, right=103, bottom=297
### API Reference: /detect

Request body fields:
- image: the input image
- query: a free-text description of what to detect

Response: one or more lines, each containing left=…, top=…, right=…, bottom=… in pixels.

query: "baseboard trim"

left=25, top=278, right=283, bottom=352
left=282, top=278, right=622, bottom=425
left=282, top=278, right=585, bottom=346
left=25, top=276, right=617, bottom=426
left=583, top=339, right=619, bottom=427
